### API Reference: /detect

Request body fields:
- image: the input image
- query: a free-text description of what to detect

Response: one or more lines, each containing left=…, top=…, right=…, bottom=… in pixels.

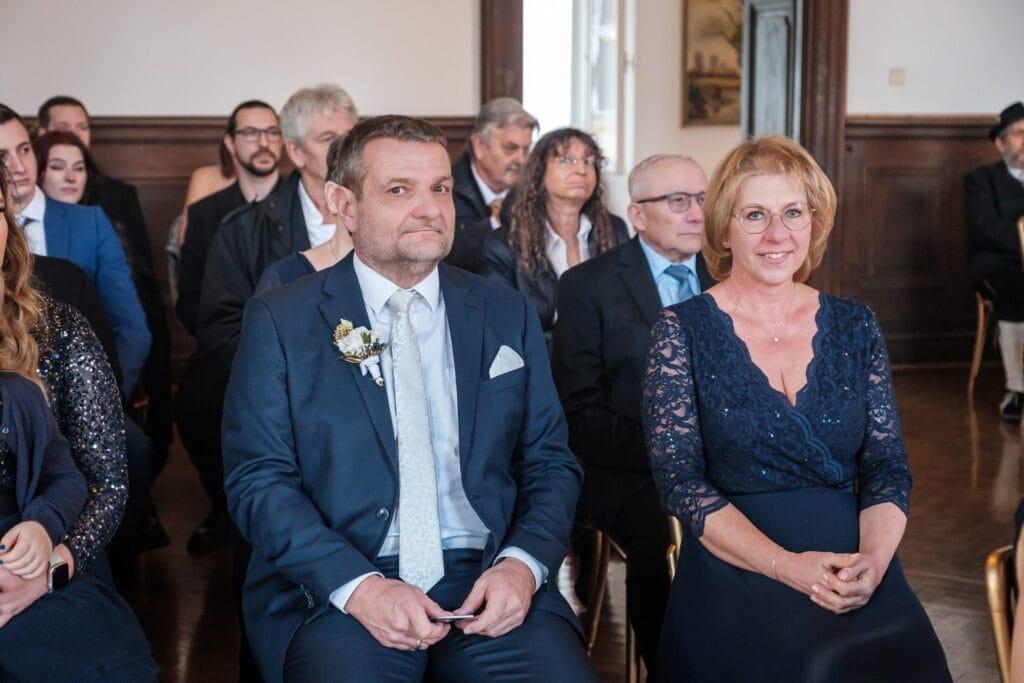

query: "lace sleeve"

left=38, top=300, right=129, bottom=571
left=641, top=308, right=726, bottom=536
left=856, top=309, right=912, bottom=515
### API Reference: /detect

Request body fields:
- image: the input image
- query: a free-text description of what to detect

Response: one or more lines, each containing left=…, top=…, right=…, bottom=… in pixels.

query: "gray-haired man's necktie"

left=387, top=288, right=444, bottom=592
left=665, top=263, right=695, bottom=304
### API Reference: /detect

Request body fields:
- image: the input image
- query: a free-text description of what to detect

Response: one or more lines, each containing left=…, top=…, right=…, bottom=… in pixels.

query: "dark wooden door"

left=742, top=0, right=803, bottom=138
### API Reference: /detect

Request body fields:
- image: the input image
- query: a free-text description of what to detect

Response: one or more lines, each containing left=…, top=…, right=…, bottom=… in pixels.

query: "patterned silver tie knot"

left=388, top=288, right=444, bottom=592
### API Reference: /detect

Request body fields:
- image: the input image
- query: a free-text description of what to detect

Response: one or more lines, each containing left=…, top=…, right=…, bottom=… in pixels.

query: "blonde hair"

left=0, top=168, right=46, bottom=392
left=703, top=136, right=837, bottom=282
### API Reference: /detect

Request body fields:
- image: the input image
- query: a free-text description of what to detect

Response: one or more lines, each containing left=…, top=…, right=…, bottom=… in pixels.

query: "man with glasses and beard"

left=967, top=102, right=1024, bottom=423
left=176, top=100, right=284, bottom=340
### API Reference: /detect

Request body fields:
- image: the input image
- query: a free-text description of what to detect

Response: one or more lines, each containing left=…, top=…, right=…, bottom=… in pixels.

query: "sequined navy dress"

left=35, top=297, right=128, bottom=572
left=642, top=292, right=950, bottom=682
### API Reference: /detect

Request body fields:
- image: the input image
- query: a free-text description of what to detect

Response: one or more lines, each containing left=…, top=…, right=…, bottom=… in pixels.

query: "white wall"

left=0, top=0, right=480, bottom=117
left=632, top=0, right=741, bottom=181
left=847, top=0, right=1024, bottom=115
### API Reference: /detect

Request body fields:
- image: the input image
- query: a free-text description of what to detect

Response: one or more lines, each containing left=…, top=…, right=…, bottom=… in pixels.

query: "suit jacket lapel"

left=617, top=238, right=662, bottom=324
left=318, top=255, right=397, bottom=469
left=695, top=253, right=716, bottom=291
left=439, top=265, right=483, bottom=462
left=42, top=197, right=71, bottom=259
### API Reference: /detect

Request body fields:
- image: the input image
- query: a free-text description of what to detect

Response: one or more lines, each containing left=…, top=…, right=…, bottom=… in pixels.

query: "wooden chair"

left=968, top=290, right=994, bottom=401
left=585, top=529, right=641, bottom=683
left=968, top=217, right=1024, bottom=401
left=667, top=516, right=683, bottom=580
left=986, top=544, right=1016, bottom=682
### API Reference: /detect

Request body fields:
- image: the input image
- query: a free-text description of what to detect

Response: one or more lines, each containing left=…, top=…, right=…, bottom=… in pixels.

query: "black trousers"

left=987, top=268, right=1024, bottom=321
left=172, top=358, right=226, bottom=509
left=582, top=471, right=671, bottom=680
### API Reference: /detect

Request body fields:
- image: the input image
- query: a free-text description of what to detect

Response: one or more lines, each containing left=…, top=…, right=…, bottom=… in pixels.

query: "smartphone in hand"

left=431, top=614, right=478, bottom=624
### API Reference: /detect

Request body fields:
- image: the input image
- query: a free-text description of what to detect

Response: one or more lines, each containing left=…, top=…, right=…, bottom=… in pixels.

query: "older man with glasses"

left=552, top=153, right=715, bottom=678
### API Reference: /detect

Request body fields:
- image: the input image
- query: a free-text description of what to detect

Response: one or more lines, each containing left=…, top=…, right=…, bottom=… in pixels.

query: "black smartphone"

left=431, top=614, right=478, bottom=623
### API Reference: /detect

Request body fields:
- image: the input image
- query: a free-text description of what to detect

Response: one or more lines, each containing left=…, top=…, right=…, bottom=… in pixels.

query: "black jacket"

left=194, top=172, right=310, bottom=400
left=93, top=173, right=173, bottom=443
left=965, top=161, right=1024, bottom=283
left=552, top=237, right=714, bottom=478
left=452, top=151, right=489, bottom=233
left=176, top=182, right=247, bottom=336
left=479, top=214, right=630, bottom=331
left=32, top=255, right=123, bottom=389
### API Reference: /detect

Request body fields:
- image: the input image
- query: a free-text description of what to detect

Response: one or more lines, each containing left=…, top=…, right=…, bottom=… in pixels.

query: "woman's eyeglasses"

left=733, top=202, right=814, bottom=234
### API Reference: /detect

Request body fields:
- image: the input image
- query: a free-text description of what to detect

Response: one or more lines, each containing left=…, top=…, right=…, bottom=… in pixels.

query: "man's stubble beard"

left=238, top=150, right=280, bottom=178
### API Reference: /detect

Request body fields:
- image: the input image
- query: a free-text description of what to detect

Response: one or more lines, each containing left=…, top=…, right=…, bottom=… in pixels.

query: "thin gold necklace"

left=328, top=238, right=341, bottom=263
left=727, top=282, right=797, bottom=343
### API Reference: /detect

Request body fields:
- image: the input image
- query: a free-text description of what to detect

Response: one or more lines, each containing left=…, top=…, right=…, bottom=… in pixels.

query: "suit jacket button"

left=376, top=508, right=390, bottom=521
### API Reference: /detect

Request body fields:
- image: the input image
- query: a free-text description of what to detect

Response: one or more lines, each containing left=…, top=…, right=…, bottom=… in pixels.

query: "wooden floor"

left=126, top=365, right=1013, bottom=682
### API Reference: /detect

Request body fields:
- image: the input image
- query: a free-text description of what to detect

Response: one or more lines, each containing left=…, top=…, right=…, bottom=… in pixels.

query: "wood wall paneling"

left=841, top=116, right=997, bottom=363
left=85, top=116, right=474, bottom=374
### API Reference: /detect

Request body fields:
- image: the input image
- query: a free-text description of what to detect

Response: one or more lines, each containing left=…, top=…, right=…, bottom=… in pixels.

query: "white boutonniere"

left=333, top=319, right=387, bottom=387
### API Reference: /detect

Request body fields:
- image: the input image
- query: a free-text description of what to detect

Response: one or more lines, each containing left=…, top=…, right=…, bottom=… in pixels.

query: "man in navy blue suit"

left=0, top=104, right=150, bottom=396
left=223, top=115, right=595, bottom=682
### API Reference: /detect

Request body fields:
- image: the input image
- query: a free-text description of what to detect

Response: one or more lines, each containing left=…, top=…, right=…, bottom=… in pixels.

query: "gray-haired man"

left=447, top=97, right=538, bottom=272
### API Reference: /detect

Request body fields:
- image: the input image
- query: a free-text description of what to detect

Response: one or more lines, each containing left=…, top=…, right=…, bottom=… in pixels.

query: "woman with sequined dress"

left=642, top=137, right=950, bottom=681
left=0, top=171, right=157, bottom=680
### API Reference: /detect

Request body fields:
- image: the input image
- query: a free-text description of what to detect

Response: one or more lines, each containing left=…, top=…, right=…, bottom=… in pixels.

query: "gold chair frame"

left=586, top=530, right=641, bottom=683
left=986, top=544, right=1016, bottom=682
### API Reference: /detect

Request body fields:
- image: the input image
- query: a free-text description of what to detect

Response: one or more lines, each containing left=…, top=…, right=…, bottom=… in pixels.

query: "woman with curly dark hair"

left=480, top=128, right=629, bottom=334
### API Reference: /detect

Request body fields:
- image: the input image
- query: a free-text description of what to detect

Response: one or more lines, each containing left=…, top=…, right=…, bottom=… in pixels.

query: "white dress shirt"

left=470, top=162, right=508, bottom=228
left=297, top=179, right=336, bottom=247
left=15, top=188, right=48, bottom=256
left=1007, top=161, right=1024, bottom=184
left=329, top=254, right=546, bottom=612
left=545, top=214, right=592, bottom=278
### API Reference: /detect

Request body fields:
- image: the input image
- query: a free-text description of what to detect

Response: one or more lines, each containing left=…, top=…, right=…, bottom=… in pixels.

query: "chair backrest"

left=986, top=544, right=1016, bottom=682
left=667, top=516, right=683, bottom=580
left=1017, top=217, right=1024, bottom=270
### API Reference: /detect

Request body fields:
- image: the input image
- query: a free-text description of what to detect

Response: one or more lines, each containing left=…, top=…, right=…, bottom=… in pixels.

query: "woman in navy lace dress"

left=642, top=137, right=950, bottom=681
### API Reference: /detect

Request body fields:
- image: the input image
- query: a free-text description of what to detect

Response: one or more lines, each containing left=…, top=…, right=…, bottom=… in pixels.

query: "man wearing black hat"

left=966, top=101, right=1024, bottom=421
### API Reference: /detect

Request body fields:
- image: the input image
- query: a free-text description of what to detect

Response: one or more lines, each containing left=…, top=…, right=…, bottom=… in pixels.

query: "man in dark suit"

left=177, top=85, right=356, bottom=553
left=552, top=153, right=712, bottom=678
left=966, top=101, right=1024, bottom=422
left=0, top=104, right=151, bottom=396
left=223, top=115, right=593, bottom=682
left=446, top=98, right=536, bottom=272
left=37, top=95, right=173, bottom=452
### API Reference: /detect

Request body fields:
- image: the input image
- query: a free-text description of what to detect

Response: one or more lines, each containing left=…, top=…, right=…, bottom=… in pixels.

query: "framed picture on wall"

left=682, top=0, right=743, bottom=125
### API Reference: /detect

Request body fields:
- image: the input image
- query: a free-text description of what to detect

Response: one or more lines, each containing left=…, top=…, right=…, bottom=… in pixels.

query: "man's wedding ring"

left=415, top=639, right=423, bottom=650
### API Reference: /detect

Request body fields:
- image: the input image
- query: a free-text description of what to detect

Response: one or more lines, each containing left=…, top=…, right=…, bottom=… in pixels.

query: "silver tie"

left=388, top=289, right=444, bottom=592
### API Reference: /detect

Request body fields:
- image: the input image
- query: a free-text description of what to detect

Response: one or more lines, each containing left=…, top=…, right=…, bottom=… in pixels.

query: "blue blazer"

left=43, top=197, right=151, bottom=394
left=223, top=254, right=583, bottom=681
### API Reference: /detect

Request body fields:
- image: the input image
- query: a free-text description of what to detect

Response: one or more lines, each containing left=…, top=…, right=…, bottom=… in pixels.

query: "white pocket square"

left=488, top=345, right=524, bottom=379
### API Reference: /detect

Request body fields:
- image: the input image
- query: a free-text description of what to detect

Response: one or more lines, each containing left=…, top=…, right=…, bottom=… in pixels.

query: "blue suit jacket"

left=43, top=197, right=151, bottom=394
left=223, top=254, right=583, bottom=681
